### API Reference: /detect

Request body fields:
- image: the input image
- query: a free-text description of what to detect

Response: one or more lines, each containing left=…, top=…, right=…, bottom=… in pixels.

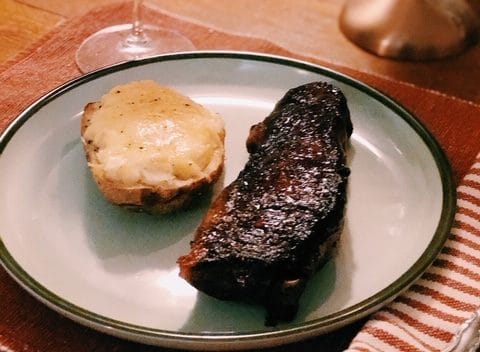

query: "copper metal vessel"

left=339, top=0, right=480, bottom=60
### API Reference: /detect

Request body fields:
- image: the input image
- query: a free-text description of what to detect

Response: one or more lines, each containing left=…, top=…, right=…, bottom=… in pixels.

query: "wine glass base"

left=75, top=24, right=195, bottom=73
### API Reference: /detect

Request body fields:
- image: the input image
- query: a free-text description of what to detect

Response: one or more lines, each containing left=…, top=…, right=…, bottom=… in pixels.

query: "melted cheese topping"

left=83, top=80, right=225, bottom=188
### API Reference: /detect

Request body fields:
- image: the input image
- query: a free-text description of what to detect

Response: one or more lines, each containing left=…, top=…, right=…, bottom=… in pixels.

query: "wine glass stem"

left=132, top=0, right=143, bottom=36
left=127, top=0, right=148, bottom=46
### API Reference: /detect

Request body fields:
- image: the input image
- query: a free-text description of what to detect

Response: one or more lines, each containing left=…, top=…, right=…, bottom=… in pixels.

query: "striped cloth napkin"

left=347, top=154, right=480, bottom=352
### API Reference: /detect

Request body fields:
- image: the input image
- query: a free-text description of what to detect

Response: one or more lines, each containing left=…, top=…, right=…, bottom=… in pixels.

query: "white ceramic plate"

left=0, top=52, right=455, bottom=350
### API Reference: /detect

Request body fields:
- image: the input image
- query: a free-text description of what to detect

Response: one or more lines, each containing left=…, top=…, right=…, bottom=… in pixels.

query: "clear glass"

left=75, top=0, right=195, bottom=73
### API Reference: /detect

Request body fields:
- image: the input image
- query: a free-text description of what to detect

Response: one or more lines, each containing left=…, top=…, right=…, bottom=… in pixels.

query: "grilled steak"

left=177, top=81, right=353, bottom=325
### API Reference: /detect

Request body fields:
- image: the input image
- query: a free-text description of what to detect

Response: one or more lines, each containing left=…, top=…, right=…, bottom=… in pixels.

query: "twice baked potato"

left=81, top=80, right=225, bottom=213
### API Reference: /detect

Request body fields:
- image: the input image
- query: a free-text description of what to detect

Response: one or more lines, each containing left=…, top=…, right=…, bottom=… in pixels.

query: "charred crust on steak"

left=178, top=81, right=352, bottom=325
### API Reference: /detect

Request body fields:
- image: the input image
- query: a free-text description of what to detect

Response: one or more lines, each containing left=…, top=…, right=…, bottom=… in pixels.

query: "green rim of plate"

left=0, top=51, right=456, bottom=348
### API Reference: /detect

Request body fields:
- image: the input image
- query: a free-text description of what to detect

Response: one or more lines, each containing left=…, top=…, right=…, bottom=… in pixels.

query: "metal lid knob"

left=339, top=0, right=480, bottom=60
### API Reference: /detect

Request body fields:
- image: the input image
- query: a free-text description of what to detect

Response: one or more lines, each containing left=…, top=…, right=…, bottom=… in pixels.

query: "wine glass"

left=75, top=0, right=195, bottom=73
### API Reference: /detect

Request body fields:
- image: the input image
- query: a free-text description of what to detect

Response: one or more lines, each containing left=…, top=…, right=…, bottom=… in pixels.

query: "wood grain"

left=149, top=0, right=480, bottom=104
left=18, top=0, right=121, bottom=17
left=0, top=0, right=62, bottom=62
left=6, top=0, right=480, bottom=104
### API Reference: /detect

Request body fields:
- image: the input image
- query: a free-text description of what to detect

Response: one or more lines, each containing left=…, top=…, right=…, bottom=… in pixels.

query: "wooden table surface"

left=2, top=0, right=480, bottom=104
left=1, top=1, right=480, bottom=351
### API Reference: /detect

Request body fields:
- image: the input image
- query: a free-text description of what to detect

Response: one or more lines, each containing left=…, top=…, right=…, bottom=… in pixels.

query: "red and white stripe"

left=347, top=156, right=480, bottom=352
